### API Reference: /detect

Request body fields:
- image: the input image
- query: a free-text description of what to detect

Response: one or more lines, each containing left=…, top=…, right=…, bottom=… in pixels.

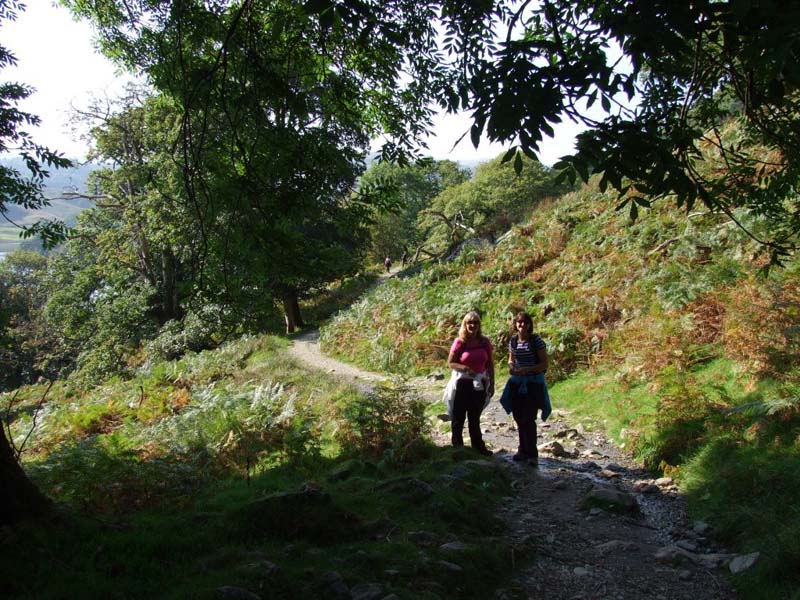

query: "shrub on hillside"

left=147, top=304, right=227, bottom=361
left=335, top=384, right=430, bottom=463
left=724, top=275, right=800, bottom=380
left=636, top=365, right=732, bottom=469
left=140, top=377, right=321, bottom=477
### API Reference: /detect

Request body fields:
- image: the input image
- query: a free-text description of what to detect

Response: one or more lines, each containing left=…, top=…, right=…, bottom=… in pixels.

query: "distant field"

left=0, top=225, right=25, bottom=253
left=1, top=159, right=97, bottom=254
left=0, top=198, right=91, bottom=254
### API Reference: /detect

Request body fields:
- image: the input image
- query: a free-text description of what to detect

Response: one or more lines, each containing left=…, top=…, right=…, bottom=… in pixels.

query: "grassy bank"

left=552, top=362, right=800, bottom=599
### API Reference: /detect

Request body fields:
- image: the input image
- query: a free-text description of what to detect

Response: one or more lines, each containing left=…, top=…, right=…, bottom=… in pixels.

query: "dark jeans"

left=451, top=378, right=486, bottom=450
left=510, top=380, right=543, bottom=458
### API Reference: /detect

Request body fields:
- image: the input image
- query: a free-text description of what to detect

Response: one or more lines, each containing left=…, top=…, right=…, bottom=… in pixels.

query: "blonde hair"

left=458, top=311, right=483, bottom=341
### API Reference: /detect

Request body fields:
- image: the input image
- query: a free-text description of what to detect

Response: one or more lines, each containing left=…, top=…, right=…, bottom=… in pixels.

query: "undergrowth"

left=4, top=167, right=800, bottom=597
left=2, top=334, right=514, bottom=599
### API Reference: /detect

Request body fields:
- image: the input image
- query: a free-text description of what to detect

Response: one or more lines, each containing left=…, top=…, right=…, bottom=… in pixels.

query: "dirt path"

left=289, top=329, right=737, bottom=599
left=288, top=328, right=386, bottom=395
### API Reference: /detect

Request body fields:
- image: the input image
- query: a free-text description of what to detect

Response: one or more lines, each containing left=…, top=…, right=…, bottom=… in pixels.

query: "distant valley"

left=0, top=158, right=97, bottom=254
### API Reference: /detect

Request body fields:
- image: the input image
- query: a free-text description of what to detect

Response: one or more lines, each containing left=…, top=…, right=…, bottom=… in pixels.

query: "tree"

left=358, top=159, right=471, bottom=263
left=0, top=250, right=52, bottom=390
left=418, top=152, right=571, bottom=256
left=307, top=1, right=800, bottom=262
left=74, top=88, right=196, bottom=326
left=1, top=419, right=51, bottom=524
left=67, top=1, right=800, bottom=262
left=0, top=0, right=69, bottom=523
left=63, top=0, right=442, bottom=331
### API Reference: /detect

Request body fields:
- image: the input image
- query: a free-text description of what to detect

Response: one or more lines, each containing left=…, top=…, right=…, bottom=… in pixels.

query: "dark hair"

left=512, top=311, right=533, bottom=335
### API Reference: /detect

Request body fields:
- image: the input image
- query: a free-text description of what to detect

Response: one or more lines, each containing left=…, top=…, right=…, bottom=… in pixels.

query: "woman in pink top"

left=447, top=311, right=495, bottom=456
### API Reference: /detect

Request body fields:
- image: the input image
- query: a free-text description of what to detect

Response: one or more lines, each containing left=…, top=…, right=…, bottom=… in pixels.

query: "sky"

left=2, top=1, right=582, bottom=166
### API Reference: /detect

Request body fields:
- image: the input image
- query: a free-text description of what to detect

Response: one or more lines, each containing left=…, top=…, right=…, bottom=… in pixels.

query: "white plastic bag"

left=444, top=370, right=492, bottom=417
left=443, top=370, right=459, bottom=417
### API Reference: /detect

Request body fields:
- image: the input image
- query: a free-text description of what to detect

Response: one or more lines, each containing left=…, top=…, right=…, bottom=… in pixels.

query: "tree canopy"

left=427, top=0, right=800, bottom=261
left=357, top=159, right=471, bottom=262
left=61, top=0, right=441, bottom=331
left=63, top=0, right=800, bottom=263
left=420, top=153, right=573, bottom=244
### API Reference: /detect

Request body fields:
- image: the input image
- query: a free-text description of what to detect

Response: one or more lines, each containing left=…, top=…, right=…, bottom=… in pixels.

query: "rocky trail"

left=290, top=322, right=745, bottom=600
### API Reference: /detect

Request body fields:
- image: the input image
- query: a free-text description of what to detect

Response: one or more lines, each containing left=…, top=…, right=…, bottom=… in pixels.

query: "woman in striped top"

left=505, top=311, right=549, bottom=466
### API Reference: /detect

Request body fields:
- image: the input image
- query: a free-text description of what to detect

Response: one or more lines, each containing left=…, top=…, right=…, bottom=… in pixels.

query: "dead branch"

left=648, top=238, right=679, bottom=255
left=3, top=380, right=54, bottom=461
left=2, top=389, right=21, bottom=447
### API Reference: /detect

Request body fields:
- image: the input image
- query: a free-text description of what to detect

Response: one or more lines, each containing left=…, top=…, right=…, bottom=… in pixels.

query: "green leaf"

left=501, top=146, right=517, bottom=164
left=303, top=0, right=333, bottom=16
left=521, top=144, right=538, bottom=161
left=574, top=158, right=589, bottom=183
left=552, top=159, right=570, bottom=171
left=513, top=152, right=523, bottom=175
left=470, top=121, right=482, bottom=148
left=554, top=170, right=567, bottom=185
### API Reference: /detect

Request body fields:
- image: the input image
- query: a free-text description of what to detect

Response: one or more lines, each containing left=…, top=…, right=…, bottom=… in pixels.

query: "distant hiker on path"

left=384, top=256, right=392, bottom=272
left=500, top=311, right=551, bottom=467
left=401, top=247, right=409, bottom=267
left=446, top=311, right=495, bottom=456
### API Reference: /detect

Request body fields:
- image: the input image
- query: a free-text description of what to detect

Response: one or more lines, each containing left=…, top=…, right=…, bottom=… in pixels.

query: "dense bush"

left=146, top=303, right=229, bottom=360
left=335, top=383, right=430, bottom=464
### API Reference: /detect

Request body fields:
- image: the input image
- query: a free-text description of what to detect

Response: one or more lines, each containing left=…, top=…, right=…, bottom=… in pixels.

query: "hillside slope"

left=320, top=181, right=800, bottom=597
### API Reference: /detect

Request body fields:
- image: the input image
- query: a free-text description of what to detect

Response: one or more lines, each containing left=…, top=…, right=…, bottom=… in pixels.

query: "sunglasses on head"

left=466, top=320, right=479, bottom=324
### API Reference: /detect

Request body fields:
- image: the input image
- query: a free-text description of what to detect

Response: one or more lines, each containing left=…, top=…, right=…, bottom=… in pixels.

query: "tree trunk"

left=161, top=245, right=181, bottom=321
left=0, top=426, right=51, bottom=525
left=281, top=291, right=304, bottom=334
left=291, top=295, right=304, bottom=328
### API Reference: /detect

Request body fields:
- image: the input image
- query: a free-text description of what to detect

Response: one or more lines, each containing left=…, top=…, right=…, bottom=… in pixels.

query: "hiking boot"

left=528, top=458, right=539, bottom=468
left=512, top=453, right=527, bottom=462
left=475, top=446, right=493, bottom=457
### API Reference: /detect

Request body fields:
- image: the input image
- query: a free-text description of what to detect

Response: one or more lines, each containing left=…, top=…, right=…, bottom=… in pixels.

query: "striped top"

left=509, top=334, right=546, bottom=369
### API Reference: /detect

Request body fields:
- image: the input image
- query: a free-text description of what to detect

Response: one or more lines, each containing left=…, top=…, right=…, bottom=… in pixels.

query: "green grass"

left=2, top=451, right=514, bottom=599
left=3, top=333, right=516, bottom=599
left=551, top=358, right=800, bottom=598
left=682, top=441, right=800, bottom=600
left=549, top=370, right=659, bottom=445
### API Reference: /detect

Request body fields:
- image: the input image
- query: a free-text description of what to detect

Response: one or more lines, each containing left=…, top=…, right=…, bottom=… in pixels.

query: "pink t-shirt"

left=450, top=337, right=493, bottom=373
